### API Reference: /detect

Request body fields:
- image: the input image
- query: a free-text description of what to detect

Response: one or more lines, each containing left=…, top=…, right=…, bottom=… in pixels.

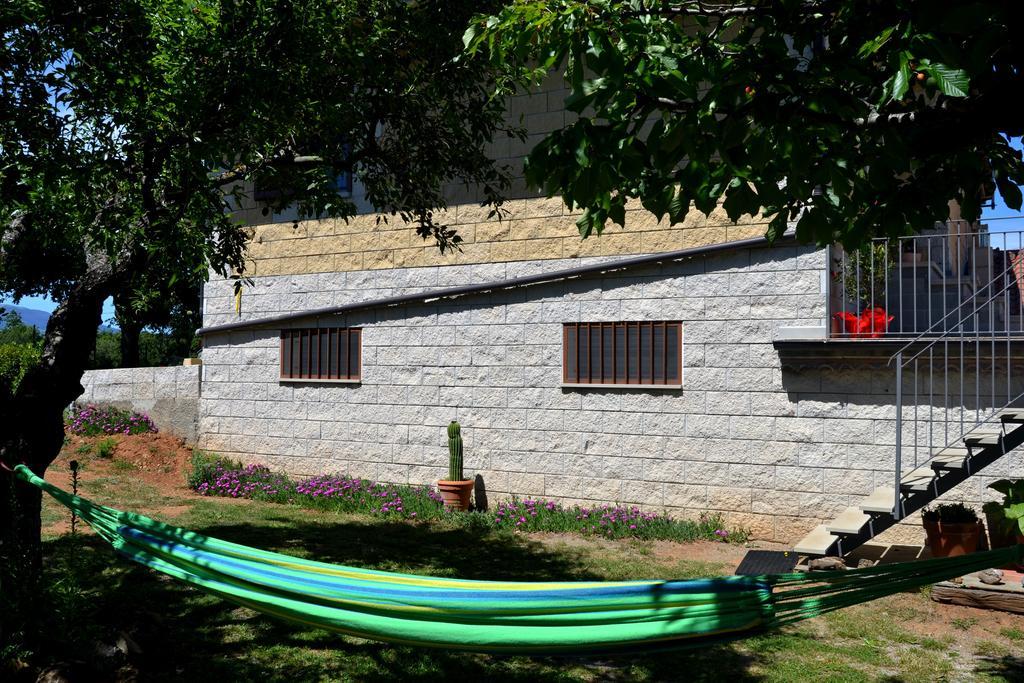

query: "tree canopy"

left=467, top=0, right=1024, bottom=246
left=1, top=0, right=512, bottom=653
left=2, top=0, right=510, bottom=310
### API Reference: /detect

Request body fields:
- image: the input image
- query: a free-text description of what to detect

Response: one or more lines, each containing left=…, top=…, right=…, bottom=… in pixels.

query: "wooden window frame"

left=561, top=322, right=683, bottom=389
left=279, top=327, right=361, bottom=383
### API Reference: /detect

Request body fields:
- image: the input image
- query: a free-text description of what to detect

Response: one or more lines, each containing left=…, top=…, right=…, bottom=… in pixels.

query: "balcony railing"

left=828, top=223, right=1024, bottom=339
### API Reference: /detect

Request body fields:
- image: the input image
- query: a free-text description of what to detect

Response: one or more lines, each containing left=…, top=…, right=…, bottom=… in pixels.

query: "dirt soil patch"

left=53, top=432, right=194, bottom=493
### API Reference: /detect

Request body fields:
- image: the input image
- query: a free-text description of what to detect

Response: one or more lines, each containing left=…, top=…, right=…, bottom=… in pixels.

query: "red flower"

left=833, top=308, right=893, bottom=338
left=859, top=306, right=894, bottom=338
left=833, top=311, right=862, bottom=336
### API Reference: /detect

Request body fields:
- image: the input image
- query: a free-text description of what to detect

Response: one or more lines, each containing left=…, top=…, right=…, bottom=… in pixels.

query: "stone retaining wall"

left=78, top=366, right=202, bottom=444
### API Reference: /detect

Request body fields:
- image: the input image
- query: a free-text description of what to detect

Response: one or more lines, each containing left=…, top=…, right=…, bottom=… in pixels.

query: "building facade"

left=195, top=75, right=1024, bottom=546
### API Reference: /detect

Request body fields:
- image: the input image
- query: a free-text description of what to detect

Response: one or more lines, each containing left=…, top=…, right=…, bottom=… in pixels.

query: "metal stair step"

left=825, top=507, right=871, bottom=535
left=998, top=409, right=1024, bottom=423
left=793, top=525, right=838, bottom=556
left=930, top=448, right=970, bottom=471
left=964, top=432, right=1002, bottom=447
left=901, top=466, right=939, bottom=493
left=860, top=487, right=897, bottom=514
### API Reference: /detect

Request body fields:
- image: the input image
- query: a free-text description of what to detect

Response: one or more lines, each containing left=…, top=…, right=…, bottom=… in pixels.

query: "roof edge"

left=198, top=233, right=797, bottom=336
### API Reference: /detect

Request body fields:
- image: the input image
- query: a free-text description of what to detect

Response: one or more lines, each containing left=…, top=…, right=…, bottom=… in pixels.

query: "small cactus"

left=447, top=421, right=464, bottom=481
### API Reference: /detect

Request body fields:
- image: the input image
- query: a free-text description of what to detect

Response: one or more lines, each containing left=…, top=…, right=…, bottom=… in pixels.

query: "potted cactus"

left=437, top=421, right=474, bottom=511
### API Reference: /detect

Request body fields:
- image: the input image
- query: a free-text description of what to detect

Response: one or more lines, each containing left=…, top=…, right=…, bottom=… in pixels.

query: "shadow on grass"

left=974, top=655, right=1024, bottom=680
left=25, top=519, right=768, bottom=682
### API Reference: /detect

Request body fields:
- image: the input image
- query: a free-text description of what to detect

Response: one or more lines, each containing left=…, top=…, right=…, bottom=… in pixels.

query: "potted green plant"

left=983, top=501, right=1017, bottom=550
left=437, top=421, right=473, bottom=511
left=987, top=480, right=1024, bottom=568
left=922, top=502, right=983, bottom=558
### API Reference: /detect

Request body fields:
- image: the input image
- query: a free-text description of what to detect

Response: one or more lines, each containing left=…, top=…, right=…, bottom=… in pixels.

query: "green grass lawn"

left=22, top=472, right=1024, bottom=682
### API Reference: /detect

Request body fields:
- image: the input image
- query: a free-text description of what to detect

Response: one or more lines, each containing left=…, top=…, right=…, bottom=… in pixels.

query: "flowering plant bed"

left=491, top=498, right=746, bottom=543
left=188, top=454, right=748, bottom=544
left=65, top=403, right=157, bottom=436
left=189, top=454, right=444, bottom=519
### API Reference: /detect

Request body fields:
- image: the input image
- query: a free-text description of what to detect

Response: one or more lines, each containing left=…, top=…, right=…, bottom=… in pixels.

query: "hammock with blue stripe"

left=17, top=464, right=1022, bottom=654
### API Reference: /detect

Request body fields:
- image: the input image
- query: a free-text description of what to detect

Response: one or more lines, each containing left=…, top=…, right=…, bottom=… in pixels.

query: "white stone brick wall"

left=198, top=243, right=1024, bottom=543
left=79, top=366, right=201, bottom=443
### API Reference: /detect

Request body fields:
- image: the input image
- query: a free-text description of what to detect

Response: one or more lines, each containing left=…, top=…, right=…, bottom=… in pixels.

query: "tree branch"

left=626, top=0, right=826, bottom=18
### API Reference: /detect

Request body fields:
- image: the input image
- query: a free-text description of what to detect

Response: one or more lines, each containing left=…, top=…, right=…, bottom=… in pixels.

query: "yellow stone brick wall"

left=244, top=199, right=768, bottom=277
left=234, top=70, right=769, bottom=278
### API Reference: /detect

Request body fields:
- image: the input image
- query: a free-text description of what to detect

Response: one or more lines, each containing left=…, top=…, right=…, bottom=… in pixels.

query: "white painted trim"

left=775, top=325, right=828, bottom=341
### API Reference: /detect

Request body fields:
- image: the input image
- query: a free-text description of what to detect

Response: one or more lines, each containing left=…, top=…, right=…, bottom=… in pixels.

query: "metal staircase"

left=796, top=248, right=1024, bottom=557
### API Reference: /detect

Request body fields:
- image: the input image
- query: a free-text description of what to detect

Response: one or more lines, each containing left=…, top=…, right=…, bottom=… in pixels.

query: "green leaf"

left=887, top=52, right=911, bottom=103
left=462, top=23, right=479, bottom=50
left=582, top=77, right=607, bottom=96
left=996, top=176, right=1023, bottom=211
left=667, top=187, right=689, bottom=224
left=576, top=211, right=596, bottom=238
left=796, top=206, right=827, bottom=242
left=765, top=212, right=789, bottom=243
left=921, top=63, right=969, bottom=97
left=609, top=200, right=626, bottom=227
left=858, top=25, right=896, bottom=57
left=723, top=180, right=759, bottom=222
left=641, top=184, right=674, bottom=221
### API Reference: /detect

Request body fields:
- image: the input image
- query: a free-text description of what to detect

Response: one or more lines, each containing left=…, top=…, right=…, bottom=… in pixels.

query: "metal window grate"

left=280, top=327, right=361, bottom=381
left=563, top=322, right=682, bottom=386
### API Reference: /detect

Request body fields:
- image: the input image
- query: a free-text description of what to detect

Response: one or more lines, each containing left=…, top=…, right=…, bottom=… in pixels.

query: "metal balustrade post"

left=894, top=352, right=903, bottom=521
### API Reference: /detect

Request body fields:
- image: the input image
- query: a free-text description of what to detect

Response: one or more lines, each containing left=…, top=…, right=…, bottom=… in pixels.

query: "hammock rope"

left=17, top=464, right=1022, bottom=654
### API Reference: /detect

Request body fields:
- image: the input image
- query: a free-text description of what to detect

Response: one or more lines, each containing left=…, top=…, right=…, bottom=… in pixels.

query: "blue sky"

left=979, top=137, right=1024, bottom=232
left=2, top=293, right=117, bottom=325
left=4, top=138, right=1024, bottom=327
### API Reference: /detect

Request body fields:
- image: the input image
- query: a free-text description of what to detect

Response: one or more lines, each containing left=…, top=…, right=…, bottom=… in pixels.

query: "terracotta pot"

left=437, top=479, right=474, bottom=511
left=902, top=251, right=925, bottom=264
left=923, top=519, right=983, bottom=558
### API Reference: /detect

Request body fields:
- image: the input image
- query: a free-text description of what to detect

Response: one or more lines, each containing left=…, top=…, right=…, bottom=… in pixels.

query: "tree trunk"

left=119, top=318, right=142, bottom=368
left=114, top=291, right=143, bottom=368
left=0, top=269, right=112, bottom=650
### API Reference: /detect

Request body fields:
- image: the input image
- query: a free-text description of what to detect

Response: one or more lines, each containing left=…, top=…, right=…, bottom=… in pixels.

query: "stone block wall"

left=78, top=366, right=202, bottom=444
left=199, top=239, right=1024, bottom=544
left=231, top=200, right=768, bottom=279
left=223, top=68, right=768, bottom=281
left=229, top=71, right=576, bottom=227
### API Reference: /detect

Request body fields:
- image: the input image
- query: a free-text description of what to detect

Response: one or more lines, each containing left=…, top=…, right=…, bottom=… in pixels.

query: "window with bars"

left=279, top=327, right=361, bottom=382
left=562, top=322, right=682, bottom=387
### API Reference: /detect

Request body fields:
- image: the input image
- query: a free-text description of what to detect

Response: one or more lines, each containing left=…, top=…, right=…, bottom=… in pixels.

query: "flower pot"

left=1018, top=534, right=1024, bottom=572
left=902, top=251, right=925, bottom=264
left=437, top=479, right=474, bottom=511
left=923, top=519, right=983, bottom=558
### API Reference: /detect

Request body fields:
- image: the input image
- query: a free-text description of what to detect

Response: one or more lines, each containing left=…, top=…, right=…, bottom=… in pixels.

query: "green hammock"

left=17, top=464, right=1022, bottom=654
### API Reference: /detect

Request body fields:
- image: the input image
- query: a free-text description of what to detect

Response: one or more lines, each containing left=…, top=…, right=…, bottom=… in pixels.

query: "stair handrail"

left=888, top=258, right=1020, bottom=369
left=927, top=388, right=1024, bottom=461
left=886, top=253, right=1022, bottom=520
